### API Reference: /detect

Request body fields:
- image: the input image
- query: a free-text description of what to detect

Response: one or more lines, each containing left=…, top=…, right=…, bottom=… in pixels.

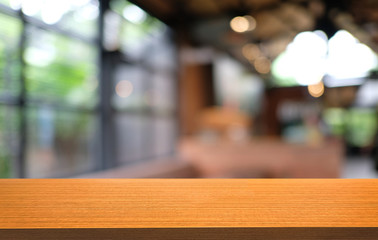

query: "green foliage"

left=0, top=14, right=22, bottom=95
left=0, top=13, right=98, bottom=177
left=0, top=152, right=11, bottom=178
left=324, top=108, right=378, bottom=147
left=345, top=109, right=377, bottom=147
left=0, top=14, right=22, bottom=178
left=24, top=28, right=98, bottom=107
left=26, top=61, right=89, bottom=98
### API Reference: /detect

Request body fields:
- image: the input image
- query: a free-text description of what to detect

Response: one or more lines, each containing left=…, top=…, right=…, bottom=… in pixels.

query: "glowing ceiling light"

left=273, top=31, right=327, bottom=85
left=22, top=0, right=42, bottom=16
left=308, top=81, right=324, bottom=98
left=10, top=0, right=21, bottom=10
left=230, top=15, right=256, bottom=33
left=327, top=30, right=378, bottom=79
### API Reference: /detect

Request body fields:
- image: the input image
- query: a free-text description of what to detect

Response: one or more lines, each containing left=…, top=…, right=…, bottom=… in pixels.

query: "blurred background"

left=0, top=0, right=377, bottom=178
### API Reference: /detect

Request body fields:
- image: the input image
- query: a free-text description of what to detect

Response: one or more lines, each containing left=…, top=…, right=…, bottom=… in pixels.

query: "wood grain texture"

left=1, top=179, right=378, bottom=239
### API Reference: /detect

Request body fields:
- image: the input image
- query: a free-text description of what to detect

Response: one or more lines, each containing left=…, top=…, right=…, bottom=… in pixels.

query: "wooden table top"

left=1, top=179, right=378, bottom=239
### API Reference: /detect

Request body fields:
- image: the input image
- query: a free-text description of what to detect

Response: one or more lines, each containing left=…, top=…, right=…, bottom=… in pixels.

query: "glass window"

left=17, top=0, right=99, bottom=38
left=0, top=13, right=22, bottom=98
left=113, top=65, right=147, bottom=110
left=139, top=115, right=155, bottom=160
left=25, top=27, right=98, bottom=109
left=115, top=113, right=143, bottom=164
left=144, top=30, right=176, bottom=71
left=0, top=0, right=178, bottom=177
left=109, top=1, right=177, bottom=167
left=108, top=0, right=165, bottom=60
left=115, top=114, right=176, bottom=165
left=153, top=116, right=176, bottom=157
left=0, top=106, right=19, bottom=178
left=120, top=18, right=165, bottom=61
left=26, top=107, right=98, bottom=178
left=147, top=72, right=176, bottom=112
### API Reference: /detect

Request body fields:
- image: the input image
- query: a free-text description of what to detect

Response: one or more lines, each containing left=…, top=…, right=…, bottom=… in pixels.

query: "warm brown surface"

left=1, top=179, right=378, bottom=239
left=180, top=138, right=343, bottom=178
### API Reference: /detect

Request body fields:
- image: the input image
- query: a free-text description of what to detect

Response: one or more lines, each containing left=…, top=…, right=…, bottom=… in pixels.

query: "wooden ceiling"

left=129, top=0, right=378, bottom=65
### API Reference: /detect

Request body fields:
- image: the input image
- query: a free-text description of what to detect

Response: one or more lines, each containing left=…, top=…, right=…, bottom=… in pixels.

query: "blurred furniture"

left=1, top=179, right=378, bottom=239
left=76, top=158, right=199, bottom=178
left=197, top=107, right=252, bottom=140
left=79, top=137, right=343, bottom=179
left=180, top=137, right=343, bottom=178
left=76, top=105, right=342, bottom=179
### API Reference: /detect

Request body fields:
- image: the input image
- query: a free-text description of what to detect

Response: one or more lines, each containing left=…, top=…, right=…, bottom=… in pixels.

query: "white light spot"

left=122, top=5, right=146, bottom=24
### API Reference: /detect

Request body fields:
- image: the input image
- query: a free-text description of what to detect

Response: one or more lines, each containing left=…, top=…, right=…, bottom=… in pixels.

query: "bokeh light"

left=242, top=43, right=260, bottom=61
left=230, top=15, right=256, bottom=33
left=254, top=57, right=271, bottom=74
left=308, top=81, right=324, bottom=98
left=327, top=30, right=377, bottom=80
left=115, top=80, right=133, bottom=98
left=122, top=4, right=146, bottom=24
left=272, top=30, right=377, bottom=87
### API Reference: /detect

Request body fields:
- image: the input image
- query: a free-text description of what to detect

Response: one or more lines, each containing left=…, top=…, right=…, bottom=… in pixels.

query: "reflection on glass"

left=25, top=27, right=98, bottom=108
left=26, top=107, right=98, bottom=178
left=0, top=13, right=21, bottom=97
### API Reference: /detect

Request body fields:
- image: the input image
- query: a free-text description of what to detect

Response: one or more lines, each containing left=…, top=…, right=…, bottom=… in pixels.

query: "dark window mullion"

left=98, top=0, right=116, bottom=170
left=16, top=10, right=27, bottom=178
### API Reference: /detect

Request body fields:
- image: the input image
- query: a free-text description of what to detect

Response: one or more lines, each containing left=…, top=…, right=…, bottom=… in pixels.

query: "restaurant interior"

left=0, top=0, right=377, bottom=178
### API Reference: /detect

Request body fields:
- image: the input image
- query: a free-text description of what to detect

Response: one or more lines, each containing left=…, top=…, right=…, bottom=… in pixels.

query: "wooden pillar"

left=178, top=47, right=214, bottom=136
